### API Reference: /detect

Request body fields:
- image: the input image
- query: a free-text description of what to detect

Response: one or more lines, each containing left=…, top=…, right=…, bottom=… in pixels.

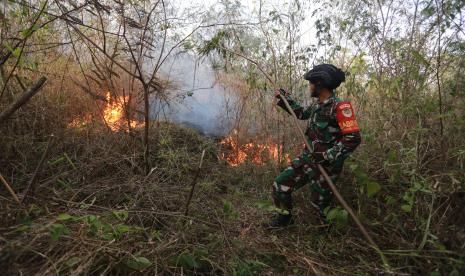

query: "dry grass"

left=1, top=118, right=463, bottom=274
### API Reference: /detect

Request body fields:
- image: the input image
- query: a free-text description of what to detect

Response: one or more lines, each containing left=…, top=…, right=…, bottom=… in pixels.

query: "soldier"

left=266, top=64, right=361, bottom=227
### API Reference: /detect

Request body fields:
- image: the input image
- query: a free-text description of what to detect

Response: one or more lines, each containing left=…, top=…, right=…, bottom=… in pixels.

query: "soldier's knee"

left=274, top=166, right=295, bottom=184
left=273, top=181, right=292, bottom=193
left=272, top=188, right=293, bottom=209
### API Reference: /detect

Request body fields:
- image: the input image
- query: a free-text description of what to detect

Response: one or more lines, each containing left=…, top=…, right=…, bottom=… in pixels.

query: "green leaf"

left=112, top=210, right=129, bottom=221
left=114, top=224, right=131, bottom=235
left=4, top=43, right=21, bottom=58
left=326, top=208, right=339, bottom=221
left=178, top=252, right=200, bottom=269
left=223, top=200, right=233, bottom=214
left=16, top=224, right=30, bottom=232
left=366, top=181, right=381, bottom=197
left=337, top=209, right=348, bottom=224
left=401, top=204, right=412, bottom=212
left=385, top=195, right=396, bottom=205
left=20, top=28, right=33, bottom=38
left=48, top=156, right=66, bottom=165
left=49, top=223, right=69, bottom=241
left=126, top=256, right=152, bottom=271
left=150, top=230, right=162, bottom=241
left=256, top=200, right=275, bottom=212
left=57, top=213, right=74, bottom=221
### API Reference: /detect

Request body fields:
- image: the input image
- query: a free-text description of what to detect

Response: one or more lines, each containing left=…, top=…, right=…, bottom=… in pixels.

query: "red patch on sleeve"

left=336, top=102, right=360, bottom=134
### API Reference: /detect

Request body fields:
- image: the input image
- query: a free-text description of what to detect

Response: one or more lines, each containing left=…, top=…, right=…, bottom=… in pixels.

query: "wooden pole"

left=184, top=149, right=206, bottom=216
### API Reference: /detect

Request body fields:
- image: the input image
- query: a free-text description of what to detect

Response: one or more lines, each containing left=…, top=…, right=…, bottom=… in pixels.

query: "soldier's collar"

left=320, top=95, right=336, bottom=106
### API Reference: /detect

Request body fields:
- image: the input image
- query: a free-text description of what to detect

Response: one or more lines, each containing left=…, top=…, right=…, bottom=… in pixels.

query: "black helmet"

left=304, top=64, right=345, bottom=89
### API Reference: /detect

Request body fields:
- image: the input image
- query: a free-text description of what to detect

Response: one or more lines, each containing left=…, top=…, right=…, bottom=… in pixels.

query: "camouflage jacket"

left=277, top=94, right=361, bottom=170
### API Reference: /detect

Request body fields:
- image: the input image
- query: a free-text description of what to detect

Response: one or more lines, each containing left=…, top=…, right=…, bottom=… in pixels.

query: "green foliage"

left=150, top=229, right=162, bottom=242
left=198, top=30, right=231, bottom=57
left=175, top=248, right=208, bottom=271
left=324, top=206, right=348, bottom=229
left=55, top=178, right=74, bottom=190
left=57, top=213, right=75, bottom=221
left=255, top=200, right=289, bottom=215
left=5, top=44, right=21, bottom=58
left=230, top=259, right=267, bottom=276
left=20, top=23, right=39, bottom=38
left=49, top=223, right=69, bottom=241
left=48, top=153, right=76, bottom=169
left=126, top=256, right=152, bottom=271
left=177, top=251, right=201, bottom=270
left=112, top=210, right=129, bottom=221
left=52, top=211, right=137, bottom=242
left=349, top=162, right=381, bottom=198
left=401, top=178, right=432, bottom=213
left=223, top=200, right=239, bottom=219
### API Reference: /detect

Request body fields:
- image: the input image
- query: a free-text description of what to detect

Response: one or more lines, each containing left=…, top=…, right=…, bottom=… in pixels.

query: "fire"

left=68, top=114, right=92, bottom=128
left=103, top=92, right=143, bottom=131
left=68, top=92, right=143, bottom=131
left=219, top=132, right=290, bottom=166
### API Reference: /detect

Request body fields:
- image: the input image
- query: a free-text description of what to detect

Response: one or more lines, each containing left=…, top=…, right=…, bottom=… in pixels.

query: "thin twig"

left=184, top=149, right=206, bottom=216
left=0, top=173, right=21, bottom=205
left=22, top=136, right=54, bottom=203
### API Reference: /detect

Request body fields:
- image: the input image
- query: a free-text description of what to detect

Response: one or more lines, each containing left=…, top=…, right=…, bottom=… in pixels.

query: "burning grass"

left=68, top=92, right=143, bottom=132
left=219, top=130, right=290, bottom=167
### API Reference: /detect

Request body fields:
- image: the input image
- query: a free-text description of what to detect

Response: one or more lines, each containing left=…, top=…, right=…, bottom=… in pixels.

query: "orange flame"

left=219, top=132, right=290, bottom=166
left=68, top=114, right=92, bottom=128
left=68, top=92, right=143, bottom=131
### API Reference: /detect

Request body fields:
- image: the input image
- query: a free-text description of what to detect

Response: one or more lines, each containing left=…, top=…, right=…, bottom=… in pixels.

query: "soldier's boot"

left=264, top=213, right=294, bottom=228
left=315, top=208, right=329, bottom=225
left=310, top=187, right=332, bottom=225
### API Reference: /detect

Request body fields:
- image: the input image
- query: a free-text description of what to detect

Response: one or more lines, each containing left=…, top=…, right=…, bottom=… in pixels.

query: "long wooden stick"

left=0, top=173, right=21, bottom=205
left=184, top=149, right=206, bottom=216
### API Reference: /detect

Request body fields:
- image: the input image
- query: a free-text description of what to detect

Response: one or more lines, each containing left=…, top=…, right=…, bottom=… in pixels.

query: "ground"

left=0, top=123, right=462, bottom=275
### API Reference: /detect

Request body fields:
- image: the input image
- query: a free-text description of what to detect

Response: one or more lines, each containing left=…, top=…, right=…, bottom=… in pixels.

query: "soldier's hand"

left=311, top=151, right=326, bottom=164
left=275, top=88, right=289, bottom=99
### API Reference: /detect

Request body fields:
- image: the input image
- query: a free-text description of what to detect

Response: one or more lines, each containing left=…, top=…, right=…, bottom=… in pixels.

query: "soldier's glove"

left=275, top=88, right=290, bottom=99
left=311, top=151, right=327, bottom=164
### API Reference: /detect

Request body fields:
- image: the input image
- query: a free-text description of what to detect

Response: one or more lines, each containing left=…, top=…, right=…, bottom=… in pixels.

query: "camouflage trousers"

left=272, top=151, right=339, bottom=216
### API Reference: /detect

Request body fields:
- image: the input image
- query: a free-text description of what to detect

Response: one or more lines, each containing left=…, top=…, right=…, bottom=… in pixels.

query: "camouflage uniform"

left=273, top=94, right=361, bottom=217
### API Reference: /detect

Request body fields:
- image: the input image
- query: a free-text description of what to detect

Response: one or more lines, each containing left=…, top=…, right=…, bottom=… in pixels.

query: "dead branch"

left=71, top=79, right=107, bottom=102
left=184, top=149, right=206, bottom=216
left=0, top=76, right=47, bottom=125
left=21, top=137, right=54, bottom=203
left=0, top=173, right=21, bottom=205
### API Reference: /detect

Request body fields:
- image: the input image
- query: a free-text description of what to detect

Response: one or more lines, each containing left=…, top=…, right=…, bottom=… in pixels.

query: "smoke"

left=147, top=49, right=236, bottom=137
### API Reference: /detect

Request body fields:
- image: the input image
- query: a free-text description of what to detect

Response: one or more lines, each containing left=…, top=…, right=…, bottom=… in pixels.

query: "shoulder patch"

left=336, top=101, right=360, bottom=134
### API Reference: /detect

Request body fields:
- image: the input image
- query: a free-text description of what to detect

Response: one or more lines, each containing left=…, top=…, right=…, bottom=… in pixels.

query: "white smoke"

left=149, top=49, right=236, bottom=137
